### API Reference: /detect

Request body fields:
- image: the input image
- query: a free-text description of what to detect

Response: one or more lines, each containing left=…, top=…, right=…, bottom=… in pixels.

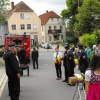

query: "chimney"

left=11, top=2, right=14, bottom=10
left=46, top=10, right=48, bottom=13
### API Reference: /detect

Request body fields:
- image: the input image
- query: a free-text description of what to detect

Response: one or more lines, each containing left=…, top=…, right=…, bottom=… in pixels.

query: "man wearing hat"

left=4, top=42, right=20, bottom=100
left=62, top=43, right=75, bottom=86
left=78, top=44, right=89, bottom=74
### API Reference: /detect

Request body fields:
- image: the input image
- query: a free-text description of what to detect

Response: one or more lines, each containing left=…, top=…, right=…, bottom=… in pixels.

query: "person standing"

left=31, top=47, right=39, bottom=69
left=86, top=46, right=91, bottom=63
left=64, top=44, right=75, bottom=86
left=19, top=47, right=26, bottom=66
left=85, top=52, right=100, bottom=100
left=78, top=44, right=89, bottom=74
left=4, top=42, right=20, bottom=100
left=53, top=47, right=62, bottom=80
left=62, top=44, right=69, bottom=83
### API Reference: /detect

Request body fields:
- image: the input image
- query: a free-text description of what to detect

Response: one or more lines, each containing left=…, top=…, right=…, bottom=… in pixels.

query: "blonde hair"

left=14, top=48, right=18, bottom=56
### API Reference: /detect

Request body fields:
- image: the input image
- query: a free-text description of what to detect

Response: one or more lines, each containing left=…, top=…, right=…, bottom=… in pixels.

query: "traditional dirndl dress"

left=86, top=71, right=100, bottom=100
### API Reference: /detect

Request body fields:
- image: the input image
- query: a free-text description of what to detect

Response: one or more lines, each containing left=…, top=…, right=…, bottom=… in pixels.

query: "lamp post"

left=92, top=13, right=99, bottom=45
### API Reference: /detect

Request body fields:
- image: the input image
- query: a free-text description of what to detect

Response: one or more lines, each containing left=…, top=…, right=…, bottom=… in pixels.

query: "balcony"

left=48, top=29, right=62, bottom=34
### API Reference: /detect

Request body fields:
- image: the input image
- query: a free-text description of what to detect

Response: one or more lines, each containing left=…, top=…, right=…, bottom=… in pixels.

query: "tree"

left=60, top=0, right=83, bottom=30
left=0, top=0, right=10, bottom=24
left=80, top=34, right=96, bottom=47
left=74, top=0, right=100, bottom=36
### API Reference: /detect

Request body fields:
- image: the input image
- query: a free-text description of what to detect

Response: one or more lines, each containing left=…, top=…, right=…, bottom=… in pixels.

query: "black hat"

left=78, top=43, right=83, bottom=47
left=64, top=43, right=69, bottom=48
left=8, top=42, right=16, bottom=47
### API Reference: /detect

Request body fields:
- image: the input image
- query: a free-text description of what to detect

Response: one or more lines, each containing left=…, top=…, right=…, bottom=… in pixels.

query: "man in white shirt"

left=53, top=47, right=62, bottom=80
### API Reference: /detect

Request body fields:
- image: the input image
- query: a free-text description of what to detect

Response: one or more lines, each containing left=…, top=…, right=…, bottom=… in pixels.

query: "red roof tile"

left=39, top=11, right=60, bottom=25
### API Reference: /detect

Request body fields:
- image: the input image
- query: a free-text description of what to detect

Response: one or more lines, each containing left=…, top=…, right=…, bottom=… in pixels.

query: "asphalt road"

left=1, top=51, right=81, bottom=100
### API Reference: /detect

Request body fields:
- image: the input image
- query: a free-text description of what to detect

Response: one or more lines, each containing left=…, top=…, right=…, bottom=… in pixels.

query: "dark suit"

left=19, top=48, right=26, bottom=64
left=67, top=50, right=75, bottom=77
left=62, top=51, right=68, bottom=81
left=4, top=50, right=20, bottom=100
left=31, top=50, right=39, bottom=69
left=79, top=50, right=89, bottom=74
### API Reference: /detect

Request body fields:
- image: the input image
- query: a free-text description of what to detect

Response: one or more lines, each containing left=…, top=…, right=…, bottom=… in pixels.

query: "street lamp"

left=92, top=13, right=99, bottom=45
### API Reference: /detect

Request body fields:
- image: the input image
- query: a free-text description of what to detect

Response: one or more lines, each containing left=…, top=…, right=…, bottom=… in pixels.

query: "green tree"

left=74, top=0, right=100, bottom=36
left=60, top=0, right=83, bottom=30
left=80, top=34, right=96, bottom=47
left=0, top=0, right=10, bottom=24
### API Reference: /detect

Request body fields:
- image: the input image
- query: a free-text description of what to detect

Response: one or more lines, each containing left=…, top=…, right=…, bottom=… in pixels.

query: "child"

left=85, top=52, right=100, bottom=100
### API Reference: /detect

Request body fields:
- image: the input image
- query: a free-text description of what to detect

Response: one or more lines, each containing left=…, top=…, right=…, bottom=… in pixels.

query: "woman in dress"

left=85, top=52, right=100, bottom=100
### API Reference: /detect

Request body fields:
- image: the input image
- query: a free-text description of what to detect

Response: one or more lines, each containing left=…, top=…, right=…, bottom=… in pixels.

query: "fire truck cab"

left=4, top=33, right=30, bottom=63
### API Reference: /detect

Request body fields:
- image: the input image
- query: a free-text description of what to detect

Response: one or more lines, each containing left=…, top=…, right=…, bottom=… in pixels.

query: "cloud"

left=10, top=0, right=66, bottom=16
left=33, top=0, right=66, bottom=5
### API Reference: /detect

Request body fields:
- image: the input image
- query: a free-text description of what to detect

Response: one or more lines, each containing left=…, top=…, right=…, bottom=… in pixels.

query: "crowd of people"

left=1, top=42, right=39, bottom=100
left=1, top=42, right=100, bottom=100
left=53, top=43, right=100, bottom=100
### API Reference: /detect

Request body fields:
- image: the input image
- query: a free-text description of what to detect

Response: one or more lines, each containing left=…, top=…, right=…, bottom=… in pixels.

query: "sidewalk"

left=0, top=58, right=5, bottom=83
left=0, top=66, right=5, bottom=82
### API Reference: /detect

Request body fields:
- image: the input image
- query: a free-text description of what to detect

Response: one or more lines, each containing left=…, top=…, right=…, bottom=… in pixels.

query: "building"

left=5, top=1, right=42, bottom=44
left=0, top=23, right=8, bottom=46
left=39, top=10, right=66, bottom=43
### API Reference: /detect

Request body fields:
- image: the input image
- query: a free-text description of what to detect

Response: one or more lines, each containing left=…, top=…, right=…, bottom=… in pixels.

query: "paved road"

left=1, top=51, right=81, bottom=100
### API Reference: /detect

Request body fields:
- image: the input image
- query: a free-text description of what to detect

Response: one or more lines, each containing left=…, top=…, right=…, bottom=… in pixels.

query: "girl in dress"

left=85, top=52, right=100, bottom=100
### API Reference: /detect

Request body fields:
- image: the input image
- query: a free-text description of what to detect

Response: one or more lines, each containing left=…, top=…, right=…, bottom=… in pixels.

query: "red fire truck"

left=4, top=33, right=30, bottom=63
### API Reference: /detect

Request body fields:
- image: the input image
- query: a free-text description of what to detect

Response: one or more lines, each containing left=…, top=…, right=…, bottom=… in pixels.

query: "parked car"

left=40, top=42, right=52, bottom=49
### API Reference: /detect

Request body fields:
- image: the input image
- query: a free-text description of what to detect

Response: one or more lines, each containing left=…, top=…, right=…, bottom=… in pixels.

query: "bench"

left=20, top=64, right=29, bottom=76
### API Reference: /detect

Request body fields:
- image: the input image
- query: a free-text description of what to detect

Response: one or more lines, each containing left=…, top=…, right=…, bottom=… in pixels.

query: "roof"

left=39, top=11, right=60, bottom=25
left=5, top=1, right=34, bottom=20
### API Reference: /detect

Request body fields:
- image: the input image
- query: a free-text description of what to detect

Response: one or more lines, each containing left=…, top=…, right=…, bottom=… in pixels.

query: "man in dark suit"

left=31, top=47, right=39, bottom=69
left=63, top=44, right=75, bottom=86
left=4, top=42, right=20, bottom=100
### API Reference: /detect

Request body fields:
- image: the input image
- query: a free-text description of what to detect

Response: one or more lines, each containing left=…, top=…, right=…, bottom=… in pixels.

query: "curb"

left=0, top=74, right=6, bottom=88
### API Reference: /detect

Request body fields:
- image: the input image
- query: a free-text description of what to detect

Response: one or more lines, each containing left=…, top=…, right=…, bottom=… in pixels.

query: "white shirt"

left=53, top=52, right=62, bottom=60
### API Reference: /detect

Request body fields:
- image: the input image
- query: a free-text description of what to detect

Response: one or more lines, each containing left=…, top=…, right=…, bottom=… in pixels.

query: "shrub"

left=80, top=33, right=95, bottom=47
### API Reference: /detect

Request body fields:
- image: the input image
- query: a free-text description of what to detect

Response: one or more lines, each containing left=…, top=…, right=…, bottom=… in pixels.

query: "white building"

left=39, top=10, right=66, bottom=43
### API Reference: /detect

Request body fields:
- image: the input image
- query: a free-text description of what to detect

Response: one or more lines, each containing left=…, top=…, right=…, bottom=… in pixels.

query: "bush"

left=80, top=33, right=96, bottom=47
left=60, top=42, right=64, bottom=46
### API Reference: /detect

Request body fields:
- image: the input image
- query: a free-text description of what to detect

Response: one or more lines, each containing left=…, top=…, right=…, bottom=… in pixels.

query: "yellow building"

left=5, top=1, right=42, bottom=44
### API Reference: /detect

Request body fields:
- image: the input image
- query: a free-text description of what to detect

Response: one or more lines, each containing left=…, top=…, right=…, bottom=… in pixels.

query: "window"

left=54, top=26, right=56, bottom=30
left=51, top=18, right=53, bottom=21
left=26, top=14, right=30, bottom=19
left=11, top=25, right=16, bottom=30
left=34, top=35, right=38, bottom=42
left=33, top=24, right=38, bottom=29
left=57, top=18, right=59, bottom=21
left=0, top=25, right=1, bottom=30
left=20, top=14, right=24, bottom=19
left=60, top=26, right=62, bottom=30
left=27, top=24, right=31, bottom=29
left=49, top=26, right=51, bottom=30
left=61, top=35, right=63, bottom=39
left=20, top=24, right=25, bottom=30
left=49, top=35, right=52, bottom=41
left=42, top=27, right=43, bottom=31
left=0, top=35, right=2, bottom=40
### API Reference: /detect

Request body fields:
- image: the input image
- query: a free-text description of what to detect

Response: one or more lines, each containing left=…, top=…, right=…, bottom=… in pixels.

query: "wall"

left=0, top=23, right=8, bottom=45
left=8, top=12, right=42, bottom=43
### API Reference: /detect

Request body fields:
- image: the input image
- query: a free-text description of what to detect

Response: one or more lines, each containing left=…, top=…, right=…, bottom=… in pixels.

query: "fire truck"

left=4, top=33, right=30, bottom=63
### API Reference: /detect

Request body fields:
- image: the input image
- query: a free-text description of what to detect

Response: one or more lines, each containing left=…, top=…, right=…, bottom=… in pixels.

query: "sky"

left=9, top=0, right=67, bottom=16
